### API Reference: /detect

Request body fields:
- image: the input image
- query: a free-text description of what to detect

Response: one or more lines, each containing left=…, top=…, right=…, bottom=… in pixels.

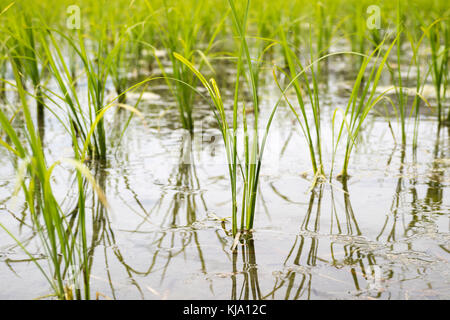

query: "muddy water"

left=0, top=55, right=449, bottom=299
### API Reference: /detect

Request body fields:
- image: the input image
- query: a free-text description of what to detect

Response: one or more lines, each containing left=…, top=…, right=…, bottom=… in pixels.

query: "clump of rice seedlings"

left=0, top=41, right=6, bottom=102
left=0, top=3, right=13, bottom=101
left=346, top=1, right=368, bottom=66
left=0, top=3, right=10, bottom=100
left=5, top=13, right=46, bottom=125
left=314, top=2, right=332, bottom=58
left=427, top=20, right=449, bottom=125
left=404, top=15, right=437, bottom=150
left=393, top=2, right=408, bottom=145
left=378, top=4, right=437, bottom=150
left=253, top=1, right=281, bottom=40
left=342, top=1, right=385, bottom=64
left=94, top=3, right=148, bottom=104
left=37, top=19, right=144, bottom=160
left=107, top=24, right=130, bottom=104
left=278, top=27, right=325, bottom=181
left=313, top=0, right=340, bottom=74
left=407, top=31, right=426, bottom=150
left=250, top=2, right=283, bottom=98
left=387, top=1, right=434, bottom=146
left=38, top=28, right=108, bottom=159
left=125, top=12, right=154, bottom=75
left=149, top=0, right=224, bottom=132
left=174, top=0, right=280, bottom=240
left=277, top=25, right=373, bottom=184
left=0, top=61, right=106, bottom=299
left=36, top=25, right=148, bottom=161
left=333, top=35, right=399, bottom=180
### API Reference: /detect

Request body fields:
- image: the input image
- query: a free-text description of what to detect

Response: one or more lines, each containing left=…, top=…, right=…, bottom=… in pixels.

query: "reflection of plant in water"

left=231, top=236, right=261, bottom=300
left=144, top=140, right=234, bottom=292
left=377, top=149, right=406, bottom=243
left=264, top=189, right=324, bottom=299
left=264, top=184, right=388, bottom=299
left=423, top=129, right=446, bottom=207
left=379, top=126, right=448, bottom=244
left=96, top=139, right=230, bottom=298
left=145, top=140, right=209, bottom=275
left=89, top=161, right=154, bottom=299
left=66, top=161, right=155, bottom=300
left=263, top=233, right=312, bottom=300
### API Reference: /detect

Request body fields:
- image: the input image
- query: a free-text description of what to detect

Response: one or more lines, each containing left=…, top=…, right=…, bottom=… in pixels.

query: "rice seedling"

left=333, top=35, right=399, bottom=180
left=347, top=1, right=368, bottom=67
left=382, top=2, right=425, bottom=147
left=0, top=45, right=148, bottom=299
left=148, top=0, right=225, bottom=132
left=174, top=0, right=282, bottom=240
left=5, top=12, right=46, bottom=126
left=427, top=19, right=449, bottom=125
left=276, top=25, right=380, bottom=183
left=37, top=22, right=149, bottom=160
left=35, top=28, right=105, bottom=159
left=248, top=2, right=283, bottom=99
left=0, top=4, right=11, bottom=101
left=107, top=25, right=131, bottom=104
left=95, top=3, right=150, bottom=103
left=394, top=1, right=408, bottom=145
left=405, top=17, right=437, bottom=150
left=277, top=27, right=325, bottom=180
left=312, top=1, right=342, bottom=76
left=0, top=59, right=107, bottom=299
left=0, top=43, right=6, bottom=102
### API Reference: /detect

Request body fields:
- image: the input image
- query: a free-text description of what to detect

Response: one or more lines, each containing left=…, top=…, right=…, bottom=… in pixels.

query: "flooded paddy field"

left=0, top=0, right=449, bottom=300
